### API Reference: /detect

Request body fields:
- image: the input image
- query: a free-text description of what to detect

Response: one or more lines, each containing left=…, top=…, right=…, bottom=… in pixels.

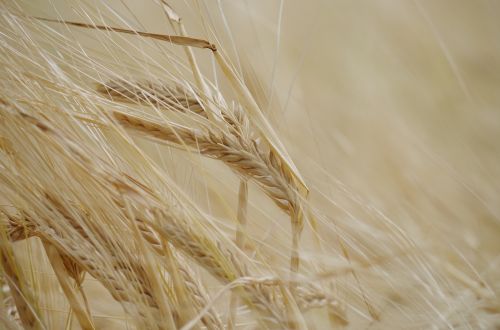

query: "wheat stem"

left=0, top=230, right=42, bottom=330
left=227, top=179, right=248, bottom=330
left=43, top=242, right=96, bottom=330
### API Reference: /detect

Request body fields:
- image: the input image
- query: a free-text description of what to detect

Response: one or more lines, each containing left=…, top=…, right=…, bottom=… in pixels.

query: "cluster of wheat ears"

left=0, top=1, right=499, bottom=329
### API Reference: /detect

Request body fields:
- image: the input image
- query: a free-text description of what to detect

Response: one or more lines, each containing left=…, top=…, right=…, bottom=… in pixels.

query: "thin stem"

left=338, top=239, right=378, bottom=321
left=290, top=207, right=303, bottom=285
left=227, top=179, right=248, bottom=330
left=43, top=242, right=96, bottom=330
left=0, top=237, right=43, bottom=330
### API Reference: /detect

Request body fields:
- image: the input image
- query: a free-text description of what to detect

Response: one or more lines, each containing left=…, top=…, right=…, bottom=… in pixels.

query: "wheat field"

left=1, top=0, right=499, bottom=329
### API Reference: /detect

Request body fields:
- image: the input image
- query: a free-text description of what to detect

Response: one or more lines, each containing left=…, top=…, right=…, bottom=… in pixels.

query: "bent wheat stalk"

left=35, top=17, right=217, bottom=51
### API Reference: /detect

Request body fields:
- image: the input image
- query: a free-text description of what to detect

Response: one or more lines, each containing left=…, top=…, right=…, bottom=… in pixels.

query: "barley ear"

left=213, top=50, right=308, bottom=195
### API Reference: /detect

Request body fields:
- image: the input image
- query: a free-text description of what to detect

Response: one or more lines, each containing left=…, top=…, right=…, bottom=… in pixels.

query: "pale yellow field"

left=1, top=1, right=499, bottom=329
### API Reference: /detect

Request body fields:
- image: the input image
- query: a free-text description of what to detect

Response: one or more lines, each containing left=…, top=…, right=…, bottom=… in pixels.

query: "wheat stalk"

left=43, top=242, right=96, bottom=330
left=0, top=236, right=41, bottom=330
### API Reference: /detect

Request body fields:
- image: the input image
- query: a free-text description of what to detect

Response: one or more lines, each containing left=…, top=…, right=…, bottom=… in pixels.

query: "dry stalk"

left=0, top=227, right=42, bottom=330
left=0, top=275, right=20, bottom=327
left=43, top=242, right=96, bottom=330
left=35, top=17, right=216, bottom=51
left=157, top=0, right=224, bottom=123
left=228, top=179, right=248, bottom=330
